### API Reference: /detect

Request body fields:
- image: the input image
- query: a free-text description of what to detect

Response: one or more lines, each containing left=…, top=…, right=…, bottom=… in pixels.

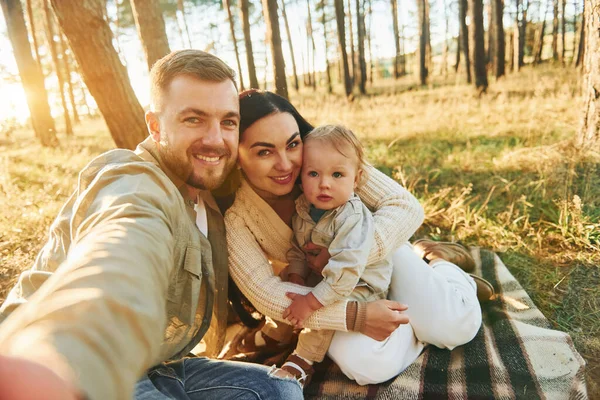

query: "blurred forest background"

left=0, top=0, right=598, bottom=396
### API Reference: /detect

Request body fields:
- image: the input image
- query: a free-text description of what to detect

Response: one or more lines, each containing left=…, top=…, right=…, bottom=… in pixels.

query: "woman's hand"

left=302, top=242, right=330, bottom=274
left=360, top=300, right=410, bottom=341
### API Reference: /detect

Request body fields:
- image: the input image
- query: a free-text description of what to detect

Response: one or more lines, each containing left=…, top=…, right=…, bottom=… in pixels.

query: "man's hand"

left=287, top=273, right=306, bottom=286
left=283, top=292, right=323, bottom=328
left=360, top=300, right=410, bottom=341
left=302, top=242, right=330, bottom=274
left=0, top=355, right=81, bottom=400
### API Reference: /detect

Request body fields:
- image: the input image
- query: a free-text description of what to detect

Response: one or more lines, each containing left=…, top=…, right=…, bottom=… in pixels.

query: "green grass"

left=1, top=65, right=598, bottom=396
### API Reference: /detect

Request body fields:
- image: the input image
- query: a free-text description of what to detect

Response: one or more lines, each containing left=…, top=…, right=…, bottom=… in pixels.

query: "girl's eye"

left=333, top=172, right=343, bottom=178
left=308, top=171, right=318, bottom=177
left=257, top=149, right=271, bottom=157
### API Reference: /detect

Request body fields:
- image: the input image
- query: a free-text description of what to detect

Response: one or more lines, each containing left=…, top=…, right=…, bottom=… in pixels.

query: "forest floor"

left=1, top=64, right=598, bottom=396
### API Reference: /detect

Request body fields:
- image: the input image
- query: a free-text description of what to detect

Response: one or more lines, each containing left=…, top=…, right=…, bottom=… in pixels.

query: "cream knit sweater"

left=224, top=165, right=425, bottom=332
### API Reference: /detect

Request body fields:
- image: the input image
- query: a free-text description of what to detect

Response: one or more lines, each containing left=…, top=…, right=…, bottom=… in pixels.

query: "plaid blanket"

left=223, top=248, right=588, bottom=399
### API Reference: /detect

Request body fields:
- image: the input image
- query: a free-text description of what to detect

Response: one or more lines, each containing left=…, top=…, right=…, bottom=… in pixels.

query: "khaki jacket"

left=0, top=137, right=228, bottom=400
left=288, top=194, right=392, bottom=306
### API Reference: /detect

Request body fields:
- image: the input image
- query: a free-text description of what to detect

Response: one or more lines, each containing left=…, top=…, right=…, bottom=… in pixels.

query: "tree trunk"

left=335, top=0, right=352, bottom=97
left=51, top=0, right=147, bottom=149
left=177, top=0, right=193, bottom=48
left=346, top=0, right=356, bottom=84
left=459, top=0, right=472, bottom=82
left=43, top=0, right=72, bottom=135
left=442, top=0, right=449, bottom=76
left=575, top=0, right=585, bottom=67
left=417, top=0, right=429, bottom=85
left=58, top=31, right=79, bottom=124
left=223, top=0, right=245, bottom=90
left=130, top=0, right=170, bottom=70
left=366, top=0, right=374, bottom=83
left=514, top=0, right=525, bottom=70
left=1, top=0, right=57, bottom=146
left=509, top=30, right=515, bottom=71
left=534, top=0, right=549, bottom=64
left=321, top=0, right=333, bottom=92
left=390, top=0, right=400, bottom=78
left=25, top=0, right=43, bottom=74
left=578, top=0, right=599, bottom=147
left=239, top=0, right=259, bottom=88
left=495, top=0, right=505, bottom=77
left=488, top=0, right=495, bottom=68
left=469, top=0, right=488, bottom=91
left=552, top=0, right=559, bottom=60
left=560, top=0, right=566, bottom=64
left=572, top=0, right=578, bottom=63
left=355, top=0, right=366, bottom=93
left=455, top=29, right=461, bottom=72
left=307, top=0, right=317, bottom=90
left=280, top=0, right=299, bottom=91
left=262, top=0, right=288, bottom=98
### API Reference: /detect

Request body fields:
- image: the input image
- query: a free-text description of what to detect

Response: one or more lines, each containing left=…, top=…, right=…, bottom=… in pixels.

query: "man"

left=0, top=50, right=408, bottom=399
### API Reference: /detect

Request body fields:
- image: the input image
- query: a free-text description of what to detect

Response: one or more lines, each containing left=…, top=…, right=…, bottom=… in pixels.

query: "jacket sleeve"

left=355, top=164, right=425, bottom=265
left=226, top=211, right=348, bottom=331
left=0, top=167, right=179, bottom=400
left=311, top=209, right=373, bottom=306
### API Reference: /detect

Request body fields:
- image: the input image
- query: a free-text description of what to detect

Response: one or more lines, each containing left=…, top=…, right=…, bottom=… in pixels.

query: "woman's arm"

left=225, top=211, right=348, bottom=332
left=355, top=165, right=425, bottom=264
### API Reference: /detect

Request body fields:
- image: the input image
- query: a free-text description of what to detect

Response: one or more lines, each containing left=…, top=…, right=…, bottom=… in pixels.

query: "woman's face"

left=238, top=112, right=303, bottom=198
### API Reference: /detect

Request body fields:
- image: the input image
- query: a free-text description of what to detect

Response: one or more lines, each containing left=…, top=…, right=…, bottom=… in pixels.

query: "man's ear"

left=145, top=111, right=161, bottom=143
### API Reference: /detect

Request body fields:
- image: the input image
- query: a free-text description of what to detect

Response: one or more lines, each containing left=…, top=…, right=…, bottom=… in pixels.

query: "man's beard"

left=159, top=137, right=235, bottom=191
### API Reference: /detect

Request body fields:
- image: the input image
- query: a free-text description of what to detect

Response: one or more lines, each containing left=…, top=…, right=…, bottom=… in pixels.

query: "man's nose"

left=201, top=121, right=224, bottom=146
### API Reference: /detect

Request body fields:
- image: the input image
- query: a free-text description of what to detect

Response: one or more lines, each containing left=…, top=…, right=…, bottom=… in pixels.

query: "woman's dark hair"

left=239, top=89, right=314, bottom=138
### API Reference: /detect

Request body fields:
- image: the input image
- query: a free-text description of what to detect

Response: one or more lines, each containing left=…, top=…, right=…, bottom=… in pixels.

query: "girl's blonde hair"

left=304, top=124, right=369, bottom=185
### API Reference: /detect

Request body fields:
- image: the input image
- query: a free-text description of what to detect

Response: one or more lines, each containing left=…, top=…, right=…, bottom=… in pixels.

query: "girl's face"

left=238, top=112, right=303, bottom=198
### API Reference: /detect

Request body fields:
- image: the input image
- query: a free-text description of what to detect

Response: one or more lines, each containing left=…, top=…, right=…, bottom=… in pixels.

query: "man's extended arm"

left=0, top=169, right=179, bottom=400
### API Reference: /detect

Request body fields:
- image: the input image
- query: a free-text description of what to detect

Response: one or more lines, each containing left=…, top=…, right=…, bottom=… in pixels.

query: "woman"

left=224, top=89, right=487, bottom=386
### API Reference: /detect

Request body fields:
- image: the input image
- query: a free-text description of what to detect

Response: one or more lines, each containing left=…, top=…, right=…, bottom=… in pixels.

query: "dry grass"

left=1, top=65, right=598, bottom=396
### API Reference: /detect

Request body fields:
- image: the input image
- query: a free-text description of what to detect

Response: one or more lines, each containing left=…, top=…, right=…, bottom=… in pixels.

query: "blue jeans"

left=134, top=357, right=303, bottom=400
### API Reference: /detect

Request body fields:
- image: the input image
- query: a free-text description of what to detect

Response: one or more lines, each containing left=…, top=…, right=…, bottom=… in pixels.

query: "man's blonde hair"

left=150, top=50, right=236, bottom=111
left=304, top=125, right=368, bottom=185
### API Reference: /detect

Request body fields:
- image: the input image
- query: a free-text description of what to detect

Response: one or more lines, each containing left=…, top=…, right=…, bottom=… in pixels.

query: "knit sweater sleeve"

left=355, top=164, right=425, bottom=265
left=225, top=210, right=348, bottom=332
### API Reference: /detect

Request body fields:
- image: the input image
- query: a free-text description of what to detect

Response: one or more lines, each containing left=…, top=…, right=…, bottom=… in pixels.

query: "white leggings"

left=327, top=243, right=482, bottom=385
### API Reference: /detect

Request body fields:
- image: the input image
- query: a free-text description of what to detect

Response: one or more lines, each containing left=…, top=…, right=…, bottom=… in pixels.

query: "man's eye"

left=333, top=172, right=343, bottom=178
left=308, top=171, right=318, bottom=177
left=184, top=117, right=200, bottom=123
left=222, top=120, right=237, bottom=127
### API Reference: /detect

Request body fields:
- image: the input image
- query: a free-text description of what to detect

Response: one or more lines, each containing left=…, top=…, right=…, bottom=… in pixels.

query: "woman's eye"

left=288, top=140, right=300, bottom=149
left=257, top=149, right=271, bottom=157
left=308, top=171, right=318, bottom=177
left=333, top=172, right=343, bottom=178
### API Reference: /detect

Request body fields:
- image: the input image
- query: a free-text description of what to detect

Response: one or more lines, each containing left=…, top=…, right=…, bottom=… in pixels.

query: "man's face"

left=147, top=76, right=240, bottom=191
